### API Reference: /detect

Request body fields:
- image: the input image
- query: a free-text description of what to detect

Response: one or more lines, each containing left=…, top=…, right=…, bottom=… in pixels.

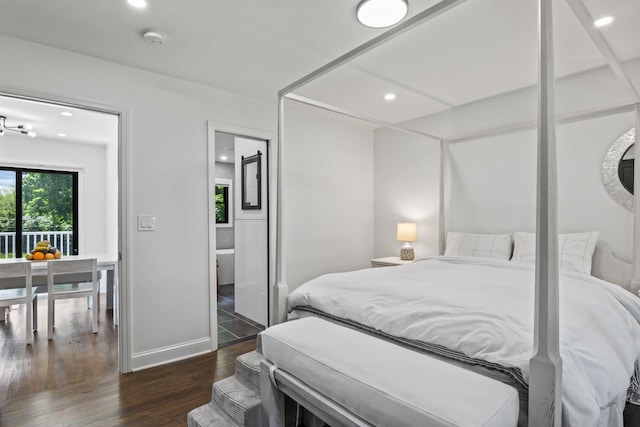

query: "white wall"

left=0, top=34, right=276, bottom=370
left=374, top=61, right=639, bottom=264
left=446, top=113, right=634, bottom=261
left=0, top=133, right=113, bottom=256
left=105, top=131, right=118, bottom=257
left=0, top=34, right=378, bottom=369
left=373, top=129, right=441, bottom=259
left=284, top=103, right=375, bottom=291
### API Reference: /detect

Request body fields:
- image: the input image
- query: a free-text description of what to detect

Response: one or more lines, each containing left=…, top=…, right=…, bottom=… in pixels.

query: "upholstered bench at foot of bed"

left=260, top=317, right=519, bottom=427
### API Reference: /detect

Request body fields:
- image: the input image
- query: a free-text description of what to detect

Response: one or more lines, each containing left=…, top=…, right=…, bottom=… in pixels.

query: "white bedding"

left=287, top=256, right=640, bottom=427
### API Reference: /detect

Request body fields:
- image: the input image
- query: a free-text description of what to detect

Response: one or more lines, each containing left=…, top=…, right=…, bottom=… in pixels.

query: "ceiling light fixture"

left=0, top=116, right=37, bottom=138
left=58, top=133, right=67, bottom=137
left=384, top=92, right=397, bottom=101
left=61, top=111, right=73, bottom=117
left=594, top=16, right=614, bottom=28
left=143, top=30, right=167, bottom=45
left=127, top=0, right=147, bottom=9
left=356, top=0, right=408, bottom=28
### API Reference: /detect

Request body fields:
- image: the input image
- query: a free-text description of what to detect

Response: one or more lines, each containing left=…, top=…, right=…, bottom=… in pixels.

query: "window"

left=215, top=178, right=232, bottom=227
left=0, top=167, right=78, bottom=258
left=215, top=185, right=229, bottom=223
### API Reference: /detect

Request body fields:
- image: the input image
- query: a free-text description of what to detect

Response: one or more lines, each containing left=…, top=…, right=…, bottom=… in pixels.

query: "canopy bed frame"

left=271, top=0, right=640, bottom=426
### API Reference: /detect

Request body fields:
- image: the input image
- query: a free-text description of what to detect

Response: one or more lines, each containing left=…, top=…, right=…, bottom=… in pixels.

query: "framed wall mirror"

left=619, top=144, right=634, bottom=194
left=241, top=151, right=262, bottom=210
left=602, top=127, right=635, bottom=210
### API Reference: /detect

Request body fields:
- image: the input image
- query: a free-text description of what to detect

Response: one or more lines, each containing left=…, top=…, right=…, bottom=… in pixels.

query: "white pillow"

left=444, top=232, right=513, bottom=260
left=511, top=231, right=599, bottom=275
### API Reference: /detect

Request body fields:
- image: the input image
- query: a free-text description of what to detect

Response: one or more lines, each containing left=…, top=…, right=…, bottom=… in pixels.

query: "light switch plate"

left=138, top=215, right=156, bottom=231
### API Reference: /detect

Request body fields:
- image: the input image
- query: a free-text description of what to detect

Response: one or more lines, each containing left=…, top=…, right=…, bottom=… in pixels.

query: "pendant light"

left=356, top=0, right=409, bottom=28
left=0, top=116, right=36, bottom=138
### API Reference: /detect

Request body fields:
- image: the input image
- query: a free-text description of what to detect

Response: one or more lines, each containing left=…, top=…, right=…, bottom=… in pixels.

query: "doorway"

left=0, top=93, right=123, bottom=388
left=211, top=130, right=268, bottom=348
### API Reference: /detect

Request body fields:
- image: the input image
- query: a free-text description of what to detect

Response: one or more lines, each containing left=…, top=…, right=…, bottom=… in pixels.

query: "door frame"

left=0, top=85, right=131, bottom=372
left=207, top=121, right=276, bottom=351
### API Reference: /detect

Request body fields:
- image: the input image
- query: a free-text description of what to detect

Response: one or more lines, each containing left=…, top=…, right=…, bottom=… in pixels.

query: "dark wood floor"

left=0, top=295, right=256, bottom=426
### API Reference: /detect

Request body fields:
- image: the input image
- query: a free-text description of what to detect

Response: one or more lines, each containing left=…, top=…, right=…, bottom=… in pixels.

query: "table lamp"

left=397, top=222, right=417, bottom=261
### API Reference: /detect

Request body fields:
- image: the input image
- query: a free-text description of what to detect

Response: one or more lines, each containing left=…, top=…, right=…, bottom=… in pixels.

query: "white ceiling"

left=0, top=95, right=118, bottom=145
left=0, top=0, right=638, bottom=131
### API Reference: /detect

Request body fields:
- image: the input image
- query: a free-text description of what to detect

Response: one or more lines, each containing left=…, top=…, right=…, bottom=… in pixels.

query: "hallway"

left=217, top=284, right=264, bottom=348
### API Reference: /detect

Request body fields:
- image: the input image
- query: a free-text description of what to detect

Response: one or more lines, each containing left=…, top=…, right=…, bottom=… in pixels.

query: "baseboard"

left=131, top=337, right=212, bottom=371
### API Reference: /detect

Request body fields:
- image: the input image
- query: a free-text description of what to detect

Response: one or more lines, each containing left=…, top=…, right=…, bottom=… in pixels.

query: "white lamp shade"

left=397, top=222, right=417, bottom=242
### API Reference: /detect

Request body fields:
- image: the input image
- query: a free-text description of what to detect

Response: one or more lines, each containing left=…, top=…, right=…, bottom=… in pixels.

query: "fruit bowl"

left=25, top=240, right=62, bottom=261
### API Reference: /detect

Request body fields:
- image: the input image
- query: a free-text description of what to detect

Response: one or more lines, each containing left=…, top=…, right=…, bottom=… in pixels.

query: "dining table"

left=0, top=255, right=119, bottom=325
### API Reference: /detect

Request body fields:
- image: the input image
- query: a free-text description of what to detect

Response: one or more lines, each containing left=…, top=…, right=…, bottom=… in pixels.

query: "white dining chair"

left=0, top=262, right=37, bottom=345
left=47, top=258, right=99, bottom=340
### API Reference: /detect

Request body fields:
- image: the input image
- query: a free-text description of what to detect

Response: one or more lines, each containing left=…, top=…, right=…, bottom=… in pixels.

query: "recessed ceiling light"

left=27, top=132, right=37, bottom=138
left=127, top=0, right=147, bottom=8
left=60, top=111, right=73, bottom=117
left=220, top=156, right=227, bottom=161
left=384, top=93, right=397, bottom=101
left=58, top=133, right=67, bottom=137
left=356, top=0, right=408, bottom=29
left=594, top=16, right=614, bottom=28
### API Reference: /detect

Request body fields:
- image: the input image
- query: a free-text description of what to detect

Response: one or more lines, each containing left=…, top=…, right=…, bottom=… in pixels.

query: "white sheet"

left=287, top=256, right=640, bottom=427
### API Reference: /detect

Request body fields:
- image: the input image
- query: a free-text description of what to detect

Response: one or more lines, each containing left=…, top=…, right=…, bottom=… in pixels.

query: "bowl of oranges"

left=25, top=240, right=62, bottom=261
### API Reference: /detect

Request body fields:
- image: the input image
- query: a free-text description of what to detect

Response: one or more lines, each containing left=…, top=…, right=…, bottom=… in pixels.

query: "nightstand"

left=370, top=256, right=415, bottom=268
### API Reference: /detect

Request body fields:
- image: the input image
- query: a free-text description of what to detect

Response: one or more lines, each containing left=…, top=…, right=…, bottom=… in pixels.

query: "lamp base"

left=400, top=246, right=414, bottom=261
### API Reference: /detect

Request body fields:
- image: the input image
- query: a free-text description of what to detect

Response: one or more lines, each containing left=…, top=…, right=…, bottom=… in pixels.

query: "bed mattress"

left=287, top=256, right=640, bottom=427
left=262, top=316, right=520, bottom=427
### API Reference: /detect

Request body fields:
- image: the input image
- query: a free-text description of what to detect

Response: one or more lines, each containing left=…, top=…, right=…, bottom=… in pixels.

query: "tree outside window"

left=0, top=168, right=77, bottom=258
left=215, top=185, right=229, bottom=224
left=22, top=172, right=73, bottom=232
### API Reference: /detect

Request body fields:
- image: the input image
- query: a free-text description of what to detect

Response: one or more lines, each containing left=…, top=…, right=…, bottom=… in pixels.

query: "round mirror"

left=602, top=127, right=635, bottom=210
left=618, top=144, right=634, bottom=194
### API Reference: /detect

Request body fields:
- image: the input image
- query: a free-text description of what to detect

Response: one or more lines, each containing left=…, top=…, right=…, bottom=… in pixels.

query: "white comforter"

left=287, top=256, right=640, bottom=427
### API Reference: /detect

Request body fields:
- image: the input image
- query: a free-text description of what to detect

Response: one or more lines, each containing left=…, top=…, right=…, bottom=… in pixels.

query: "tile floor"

left=217, top=284, right=264, bottom=348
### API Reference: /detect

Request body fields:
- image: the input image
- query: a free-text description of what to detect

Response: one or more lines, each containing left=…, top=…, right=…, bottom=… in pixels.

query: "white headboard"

left=592, top=245, right=633, bottom=291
